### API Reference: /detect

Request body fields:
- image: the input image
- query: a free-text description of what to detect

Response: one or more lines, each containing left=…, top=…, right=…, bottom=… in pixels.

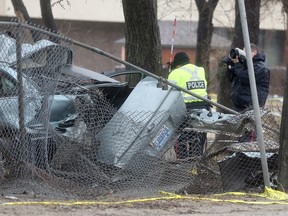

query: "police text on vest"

left=186, top=81, right=205, bottom=90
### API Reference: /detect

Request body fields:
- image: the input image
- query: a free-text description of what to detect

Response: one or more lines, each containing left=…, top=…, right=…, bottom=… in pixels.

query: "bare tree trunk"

left=11, top=0, right=39, bottom=42
left=217, top=0, right=261, bottom=112
left=195, top=0, right=219, bottom=93
left=232, top=0, right=261, bottom=48
left=122, top=0, right=162, bottom=80
left=40, top=0, right=57, bottom=32
left=40, top=0, right=59, bottom=43
left=11, top=0, right=31, bottom=22
left=278, top=0, right=288, bottom=192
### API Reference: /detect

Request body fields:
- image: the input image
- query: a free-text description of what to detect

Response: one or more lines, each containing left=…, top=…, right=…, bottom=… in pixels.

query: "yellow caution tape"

left=216, top=187, right=288, bottom=201
left=263, top=187, right=288, bottom=200
left=1, top=188, right=288, bottom=206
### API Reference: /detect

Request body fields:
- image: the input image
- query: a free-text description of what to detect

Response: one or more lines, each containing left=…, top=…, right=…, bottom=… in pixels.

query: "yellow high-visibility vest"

left=168, top=63, right=208, bottom=103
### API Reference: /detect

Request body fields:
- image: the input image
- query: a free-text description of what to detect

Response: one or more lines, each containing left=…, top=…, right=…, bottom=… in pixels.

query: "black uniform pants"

left=176, top=102, right=210, bottom=159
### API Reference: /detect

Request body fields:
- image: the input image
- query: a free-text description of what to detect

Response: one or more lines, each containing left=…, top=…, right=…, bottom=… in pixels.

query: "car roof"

left=0, top=34, right=120, bottom=84
left=0, top=33, right=66, bottom=65
left=63, top=64, right=120, bottom=83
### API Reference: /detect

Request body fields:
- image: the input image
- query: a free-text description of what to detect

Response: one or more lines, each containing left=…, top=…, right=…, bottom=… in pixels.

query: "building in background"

left=0, top=0, right=286, bottom=93
left=1, top=0, right=285, bottom=30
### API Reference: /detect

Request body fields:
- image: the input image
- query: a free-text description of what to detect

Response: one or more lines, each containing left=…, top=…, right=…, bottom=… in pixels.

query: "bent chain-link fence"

left=0, top=21, right=281, bottom=199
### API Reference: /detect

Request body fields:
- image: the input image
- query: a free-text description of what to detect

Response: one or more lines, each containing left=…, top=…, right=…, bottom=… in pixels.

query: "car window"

left=0, top=71, right=17, bottom=97
left=2, top=77, right=16, bottom=96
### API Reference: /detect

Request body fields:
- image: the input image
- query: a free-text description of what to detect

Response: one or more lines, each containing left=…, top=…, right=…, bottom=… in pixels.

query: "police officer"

left=168, top=52, right=210, bottom=158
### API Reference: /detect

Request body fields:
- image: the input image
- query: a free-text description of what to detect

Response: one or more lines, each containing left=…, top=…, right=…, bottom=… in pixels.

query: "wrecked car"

left=0, top=33, right=132, bottom=167
left=0, top=32, right=185, bottom=176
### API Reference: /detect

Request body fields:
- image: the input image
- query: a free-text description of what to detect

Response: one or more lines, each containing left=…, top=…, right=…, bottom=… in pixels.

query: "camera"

left=222, top=47, right=246, bottom=67
left=222, top=55, right=231, bottom=64
left=230, top=48, right=246, bottom=61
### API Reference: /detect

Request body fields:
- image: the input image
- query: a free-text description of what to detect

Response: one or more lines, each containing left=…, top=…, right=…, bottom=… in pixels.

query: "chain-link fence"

left=0, top=21, right=282, bottom=200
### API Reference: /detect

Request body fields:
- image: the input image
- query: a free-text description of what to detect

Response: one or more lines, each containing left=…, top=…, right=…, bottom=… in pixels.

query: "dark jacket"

left=227, top=53, right=270, bottom=111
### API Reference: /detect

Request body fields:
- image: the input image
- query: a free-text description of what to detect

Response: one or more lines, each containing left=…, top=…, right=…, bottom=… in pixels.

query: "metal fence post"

left=16, top=23, right=27, bottom=162
left=238, top=0, right=271, bottom=188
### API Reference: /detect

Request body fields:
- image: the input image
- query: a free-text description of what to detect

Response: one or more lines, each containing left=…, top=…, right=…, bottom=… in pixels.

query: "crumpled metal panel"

left=0, top=34, right=56, bottom=65
left=97, top=76, right=186, bottom=169
left=188, top=109, right=271, bottom=136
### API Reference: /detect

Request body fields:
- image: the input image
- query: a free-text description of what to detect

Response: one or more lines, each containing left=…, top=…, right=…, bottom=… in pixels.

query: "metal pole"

left=16, top=23, right=27, bottom=161
left=169, top=17, right=177, bottom=73
left=238, top=0, right=271, bottom=188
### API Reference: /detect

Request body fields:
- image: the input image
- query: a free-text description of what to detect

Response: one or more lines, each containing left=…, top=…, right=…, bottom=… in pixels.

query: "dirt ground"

left=1, top=195, right=288, bottom=216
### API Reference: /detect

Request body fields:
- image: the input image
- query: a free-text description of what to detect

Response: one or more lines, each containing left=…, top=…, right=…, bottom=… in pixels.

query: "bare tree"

left=11, top=0, right=59, bottom=42
left=40, top=0, right=60, bottom=43
left=10, top=0, right=40, bottom=42
left=40, top=0, right=57, bottom=32
left=11, top=0, right=31, bottom=22
left=195, top=0, right=219, bottom=91
left=278, top=0, right=288, bottom=192
left=40, top=0, right=70, bottom=33
left=217, top=0, right=261, bottom=112
left=10, top=0, right=60, bottom=31
left=122, top=0, right=163, bottom=77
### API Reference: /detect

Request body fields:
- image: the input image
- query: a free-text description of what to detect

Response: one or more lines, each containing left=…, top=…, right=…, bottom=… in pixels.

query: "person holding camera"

left=168, top=52, right=210, bottom=158
left=225, top=43, right=270, bottom=142
left=226, top=43, right=270, bottom=112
